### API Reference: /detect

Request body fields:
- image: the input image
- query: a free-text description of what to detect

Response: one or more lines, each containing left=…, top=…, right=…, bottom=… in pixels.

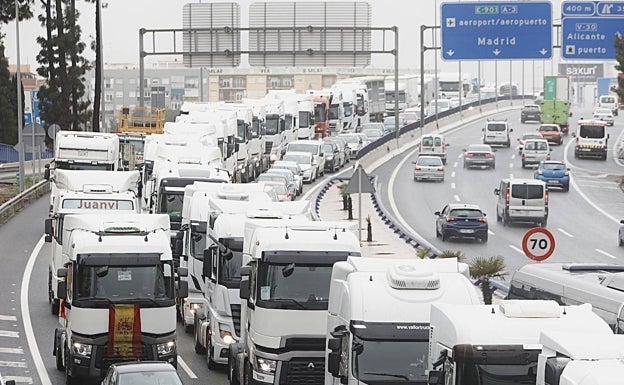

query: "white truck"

left=334, top=77, right=386, bottom=126
left=44, top=170, right=142, bottom=316
left=325, top=257, right=481, bottom=385
left=194, top=201, right=313, bottom=370
left=296, top=93, right=316, bottom=140
left=426, top=300, right=613, bottom=385
left=385, top=74, right=420, bottom=116
left=53, top=130, right=120, bottom=171
left=437, top=72, right=473, bottom=100
left=330, top=84, right=358, bottom=132
left=229, top=219, right=361, bottom=385
left=52, top=213, right=187, bottom=384
left=536, top=331, right=624, bottom=385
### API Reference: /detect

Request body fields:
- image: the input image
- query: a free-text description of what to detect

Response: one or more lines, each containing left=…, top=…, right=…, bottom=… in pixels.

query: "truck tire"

left=55, top=340, right=64, bottom=371
left=194, top=325, right=206, bottom=354
left=207, top=336, right=217, bottom=370
left=64, top=348, right=78, bottom=385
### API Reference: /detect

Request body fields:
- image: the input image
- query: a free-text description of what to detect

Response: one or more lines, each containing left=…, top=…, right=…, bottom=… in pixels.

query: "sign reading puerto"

left=562, top=1, right=624, bottom=60
left=522, top=228, right=556, bottom=262
left=441, top=2, right=552, bottom=60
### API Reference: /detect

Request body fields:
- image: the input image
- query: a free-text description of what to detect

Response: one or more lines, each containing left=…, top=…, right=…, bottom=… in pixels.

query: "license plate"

left=549, top=180, right=560, bottom=184
left=459, top=229, right=474, bottom=234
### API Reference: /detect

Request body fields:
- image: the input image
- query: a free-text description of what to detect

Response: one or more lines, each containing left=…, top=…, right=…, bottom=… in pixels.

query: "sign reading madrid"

left=441, top=1, right=553, bottom=60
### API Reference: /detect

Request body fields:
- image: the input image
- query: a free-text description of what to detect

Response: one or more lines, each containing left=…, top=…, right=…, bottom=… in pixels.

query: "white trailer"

left=44, top=170, right=142, bottom=316
left=53, top=130, right=120, bottom=171
left=427, top=300, right=613, bottom=385
left=52, top=213, right=187, bottom=384
left=385, top=74, right=420, bottom=115
left=536, top=331, right=624, bottom=385
left=229, top=219, right=361, bottom=385
left=325, top=257, right=480, bottom=385
left=335, top=76, right=386, bottom=124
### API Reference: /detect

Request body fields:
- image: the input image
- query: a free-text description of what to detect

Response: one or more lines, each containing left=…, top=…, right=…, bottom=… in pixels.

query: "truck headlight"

left=157, top=340, right=176, bottom=356
left=219, top=323, right=235, bottom=344
left=71, top=341, right=92, bottom=357
left=254, top=356, right=276, bottom=375
left=190, top=302, right=203, bottom=314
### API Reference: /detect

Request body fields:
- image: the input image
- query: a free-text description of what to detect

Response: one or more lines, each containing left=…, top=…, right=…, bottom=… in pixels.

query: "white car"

left=516, top=132, right=544, bottom=154
left=593, top=108, right=614, bottom=126
left=271, top=160, right=304, bottom=194
left=282, top=151, right=316, bottom=183
left=413, top=155, right=445, bottom=182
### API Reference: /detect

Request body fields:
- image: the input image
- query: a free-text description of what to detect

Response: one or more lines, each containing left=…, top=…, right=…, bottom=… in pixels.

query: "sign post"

left=441, top=1, right=552, bottom=60
left=522, top=228, right=556, bottom=262
left=344, top=164, right=376, bottom=243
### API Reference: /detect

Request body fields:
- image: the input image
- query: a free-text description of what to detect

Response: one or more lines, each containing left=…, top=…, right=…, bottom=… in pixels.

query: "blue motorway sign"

left=441, top=2, right=552, bottom=60
left=562, top=1, right=624, bottom=59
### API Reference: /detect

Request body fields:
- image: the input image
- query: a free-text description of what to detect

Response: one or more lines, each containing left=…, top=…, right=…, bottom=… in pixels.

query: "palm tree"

left=437, top=250, right=465, bottom=261
left=469, top=255, right=507, bottom=305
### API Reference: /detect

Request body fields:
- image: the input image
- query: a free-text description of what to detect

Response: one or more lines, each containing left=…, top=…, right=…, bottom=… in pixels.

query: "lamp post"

left=98, top=0, right=108, bottom=132
left=15, top=0, right=25, bottom=192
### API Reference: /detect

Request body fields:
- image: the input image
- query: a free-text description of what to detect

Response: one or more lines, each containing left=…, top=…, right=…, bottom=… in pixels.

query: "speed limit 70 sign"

left=522, top=228, right=555, bottom=262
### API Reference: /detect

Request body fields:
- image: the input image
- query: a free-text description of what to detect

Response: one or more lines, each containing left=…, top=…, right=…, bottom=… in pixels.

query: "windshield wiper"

left=269, top=298, right=307, bottom=310
left=363, top=372, right=410, bottom=381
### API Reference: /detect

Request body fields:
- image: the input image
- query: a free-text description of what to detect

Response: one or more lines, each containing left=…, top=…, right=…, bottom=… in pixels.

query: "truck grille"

left=281, top=358, right=325, bottom=385
left=284, top=337, right=325, bottom=351
left=230, top=304, right=241, bottom=337
left=265, top=141, right=273, bottom=154
left=94, top=343, right=153, bottom=370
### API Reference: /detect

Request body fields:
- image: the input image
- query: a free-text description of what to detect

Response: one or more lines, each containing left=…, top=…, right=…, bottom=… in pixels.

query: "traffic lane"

left=175, top=324, right=229, bottom=385
left=0, top=196, right=50, bottom=385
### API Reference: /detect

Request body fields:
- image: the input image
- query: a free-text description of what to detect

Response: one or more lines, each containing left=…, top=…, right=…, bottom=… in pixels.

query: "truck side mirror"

left=427, top=370, right=445, bottom=385
left=572, top=132, right=577, bottom=138
left=177, top=267, right=188, bottom=278
left=239, top=279, right=251, bottom=300
left=494, top=188, right=500, bottom=196
left=240, top=265, right=251, bottom=277
left=44, top=218, right=53, bottom=242
left=177, top=280, right=188, bottom=299
left=173, top=231, right=184, bottom=257
left=327, top=350, right=341, bottom=378
left=203, top=246, right=217, bottom=278
left=44, top=164, right=51, bottom=181
left=57, top=267, right=68, bottom=300
left=235, top=143, right=240, bottom=152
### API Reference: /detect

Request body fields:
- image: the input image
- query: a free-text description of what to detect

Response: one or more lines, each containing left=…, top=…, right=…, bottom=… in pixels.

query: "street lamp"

left=98, top=0, right=108, bottom=132
left=15, top=0, right=25, bottom=192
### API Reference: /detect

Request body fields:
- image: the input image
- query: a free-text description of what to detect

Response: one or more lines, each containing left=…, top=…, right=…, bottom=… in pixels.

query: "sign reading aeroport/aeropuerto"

left=441, top=1, right=552, bottom=60
left=562, top=1, right=624, bottom=60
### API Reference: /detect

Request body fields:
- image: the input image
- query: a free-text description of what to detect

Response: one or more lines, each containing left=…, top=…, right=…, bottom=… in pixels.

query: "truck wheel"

left=501, top=213, right=509, bottom=227
left=228, top=351, right=240, bottom=385
left=184, top=322, right=193, bottom=334
left=207, top=337, right=217, bottom=370
left=65, top=348, right=78, bottom=385
left=55, top=342, right=64, bottom=371
left=244, top=361, right=252, bottom=385
left=194, top=325, right=206, bottom=354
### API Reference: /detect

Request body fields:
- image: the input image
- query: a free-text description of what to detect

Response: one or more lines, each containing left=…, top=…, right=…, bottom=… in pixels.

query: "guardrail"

left=0, top=180, right=50, bottom=225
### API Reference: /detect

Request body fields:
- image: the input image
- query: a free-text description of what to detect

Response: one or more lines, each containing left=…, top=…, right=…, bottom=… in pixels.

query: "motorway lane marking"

left=0, top=348, right=23, bottom=355
left=596, top=249, right=616, bottom=259
left=0, top=331, right=19, bottom=338
left=453, top=194, right=461, bottom=202
left=0, top=360, right=27, bottom=368
left=509, top=245, right=524, bottom=254
left=488, top=230, right=495, bottom=235
left=22, top=236, right=52, bottom=385
left=511, top=154, right=516, bottom=160
left=0, top=316, right=17, bottom=322
left=557, top=228, right=574, bottom=238
left=451, top=183, right=456, bottom=189
left=451, top=171, right=456, bottom=178
left=457, top=153, right=462, bottom=159
left=453, top=161, right=458, bottom=168
left=510, top=173, right=514, bottom=179
left=178, top=356, right=198, bottom=379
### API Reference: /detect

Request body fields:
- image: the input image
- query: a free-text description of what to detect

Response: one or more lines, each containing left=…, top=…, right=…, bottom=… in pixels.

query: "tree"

left=437, top=250, right=465, bottom=261
left=469, top=255, right=507, bottom=305
left=0, top=42, right=18, bottom=144
left=614, top=33, right=624, bottom=106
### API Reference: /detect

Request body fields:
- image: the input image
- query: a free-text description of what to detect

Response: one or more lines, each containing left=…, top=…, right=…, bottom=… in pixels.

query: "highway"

left=0, top=107, right=622, bottom=384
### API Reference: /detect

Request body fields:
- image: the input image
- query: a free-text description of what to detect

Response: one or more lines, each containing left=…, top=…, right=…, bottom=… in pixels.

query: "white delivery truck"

left=426, top=300, right=613, bottom=385
left=325, top=257, right=480, bottom=385
left=536, top=331, right=624, bottom=385
left=53, top=130, right=120, bottom=171
left=44, top=170, right=142, bottom=315
left=194, top=201, right=313, bottom=369
left=229, top=219, right=361, bottom=385
left=52, top=213, right=188, bottom=384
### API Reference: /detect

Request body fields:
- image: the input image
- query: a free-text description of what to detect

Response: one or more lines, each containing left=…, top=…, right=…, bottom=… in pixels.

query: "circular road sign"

left=522, top=227, right=556, bottom=262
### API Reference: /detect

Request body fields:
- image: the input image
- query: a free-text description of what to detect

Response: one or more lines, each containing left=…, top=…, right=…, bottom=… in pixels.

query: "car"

left=534, top=160, right=570, bottom=192
left=101, top=361, right=183, bottom=385
left=399, top=111, right=420, bottom=125
left=619, top=220, right=624, bottom=246
left=264, top=181, right=295, bottom=201
left=322, top=141, right=342, bottom=173
left=383, top=116, right=406, bottom=133
left=435, top=203, right=488, bottom=243
left=359, top=122, right=386, bottom=134
left=520, top=104, right=541, bottom=123
left=429, top=99, right=452, bottom=113
left=338, top=133, right=364, bottom=159
left=538, top=124, right=564, bottom=145
left=412, top=155, right=444, bottom=182
left=271, top=160, right=304, bottom=194
left=256, top=172, right=297, bottom=198
left=463, top=144, right=495, bottom=169
left=285, top=140, right=325, bottom=178
left=521, top=138, right=551, bottom=168
left=282, top=151, right=316, bottom=183
left=265, top=168, right=301, bottom=195
left=593, top=107, right=615, bottom=126
left=361, top=127, right=384, bottom=142
left=324, top=136, right=349, bottom=166
left=517, top=132, right=544, bottom=154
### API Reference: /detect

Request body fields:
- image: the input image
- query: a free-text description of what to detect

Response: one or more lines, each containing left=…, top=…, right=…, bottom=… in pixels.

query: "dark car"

left=322, top=142, right=341, bottom=173
left=101, top=361, right=183, bottom=385
left=534, top=160, right=570, bottom=192
left=435, top=203, right=488, bottom=242
left=463, top=144, right=495, bottom=169
left=521, top=104, right=541, bottom=123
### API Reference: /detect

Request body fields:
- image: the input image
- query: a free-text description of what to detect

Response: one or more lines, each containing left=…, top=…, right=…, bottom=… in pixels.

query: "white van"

left=521, top=138, right=550, bottom=168
left=494, top=178, right=548, bottom=227
left=598, top=94, right=619, bottom=116
left=483, top=119, right=513, bottom=147
left=418, top=134, right=448, bottom=164
left=285, top=140, right=325, bottom=177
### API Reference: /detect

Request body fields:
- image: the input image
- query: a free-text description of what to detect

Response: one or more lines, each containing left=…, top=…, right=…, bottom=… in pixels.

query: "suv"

left=483, top=120, right=513, bottom=147
left=521, top=138, right=550, bottom=168
left=418, top=134, right=448, bottom=164
left=538, top=124, right=564, bottom=145
left=521, top=104, right=541, bottom=123
left=494, top=178, right=548, bottom=227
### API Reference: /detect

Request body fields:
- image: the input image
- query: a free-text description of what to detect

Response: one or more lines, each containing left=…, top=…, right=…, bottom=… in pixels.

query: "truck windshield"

left=439, top=81, right=460, bottom=92
left=329, top=105, right=340, bottom=120
left=55, top=162, right=114, bottom=171
left=265, top=117, right=280, bottom=135
left=75, top=263, right=173, bottom=302
left=256, top=262, right=332, bottom=310
left=159, top=192, right=184, bottom=224
left=455, top=362, right=537, bottom=385
left=220, top=248, right=242, bottom=287
left=352, top=337, right=428, bottom=383
left=299, top=111, right=311, bottom=128
left=251, top=119, right=260, bottom=138
left=343, top=102, right=353, bottom=117
left=314, top=104, right=327, bottom=122
left=190, top=228, right=206, bottom=260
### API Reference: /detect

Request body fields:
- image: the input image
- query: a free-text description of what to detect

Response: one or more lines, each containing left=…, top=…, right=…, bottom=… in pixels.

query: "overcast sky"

left=2, top=0, right=606, bottom=92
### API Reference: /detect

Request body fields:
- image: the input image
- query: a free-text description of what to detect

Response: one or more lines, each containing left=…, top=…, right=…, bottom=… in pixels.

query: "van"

left=573, top=119, right=609, bottom=160
left=506, top=263, right=624, bottom=333
left=598, top=94, right=619, bottom=116
left=483, top=119, right=513, bottom=147
left=521, top=138, right=551, bottom=168
left=494, top=178, right=548, bottom=227
left=285, top=140, right=325, bottom=177
left=418, top=134, right=448, bottom=164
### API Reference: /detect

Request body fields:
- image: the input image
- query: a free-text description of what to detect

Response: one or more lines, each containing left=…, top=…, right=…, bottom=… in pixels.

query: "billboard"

left=558, top=63, right=604, bottom=82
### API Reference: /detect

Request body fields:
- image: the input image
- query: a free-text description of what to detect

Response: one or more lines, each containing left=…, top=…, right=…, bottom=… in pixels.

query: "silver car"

left=593, top=108, right=614, bottom=126
left=413, top=155, right=445, bottom=182
left=272, top=161, right=304, bottom=194
left=339, top=133, right=364, bottom=159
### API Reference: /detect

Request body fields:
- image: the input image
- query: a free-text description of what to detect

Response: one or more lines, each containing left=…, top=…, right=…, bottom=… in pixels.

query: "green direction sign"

left=544, top=77, right=557, bottom=100
left=475, top=5, right=499, bottom=14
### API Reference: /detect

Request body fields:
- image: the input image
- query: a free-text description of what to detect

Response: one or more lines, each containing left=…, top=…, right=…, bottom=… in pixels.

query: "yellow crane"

left=118, top=107, right=165, bottom=134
